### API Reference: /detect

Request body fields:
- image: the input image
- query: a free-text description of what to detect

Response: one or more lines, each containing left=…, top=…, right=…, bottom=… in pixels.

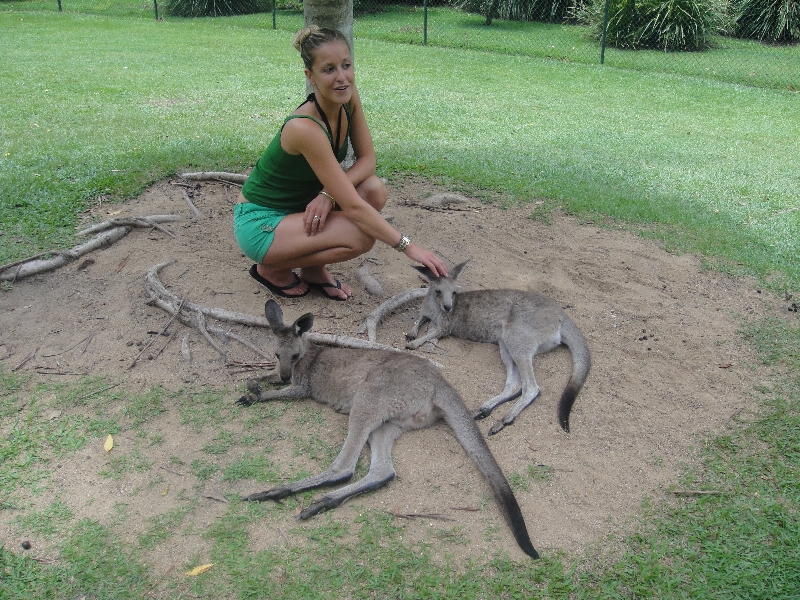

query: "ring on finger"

left=313, top=215, right=320, bottom=221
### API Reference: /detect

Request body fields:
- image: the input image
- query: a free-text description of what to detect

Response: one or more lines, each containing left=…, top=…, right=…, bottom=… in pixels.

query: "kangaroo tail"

left=439, top=392, right=539, bottom=559
left=558, top=317, right=591, bottom=433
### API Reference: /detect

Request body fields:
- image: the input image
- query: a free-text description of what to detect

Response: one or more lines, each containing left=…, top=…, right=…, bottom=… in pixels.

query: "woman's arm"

left=282, top=113, right=446, bottom=276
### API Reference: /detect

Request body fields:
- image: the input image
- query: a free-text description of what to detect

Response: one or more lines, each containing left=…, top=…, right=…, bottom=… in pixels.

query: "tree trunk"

left=304, top=0, right=354, bottom=51
left=485, top=0, right=501, bottom=26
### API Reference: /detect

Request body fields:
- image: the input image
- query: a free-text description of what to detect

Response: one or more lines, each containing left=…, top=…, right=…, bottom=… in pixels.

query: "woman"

left=234, top=26, right=447, bottom=300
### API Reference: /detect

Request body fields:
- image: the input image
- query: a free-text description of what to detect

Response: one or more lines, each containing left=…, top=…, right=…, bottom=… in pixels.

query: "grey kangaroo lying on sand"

left=237, top=299, right=539, bottom=559
left=405, top=261, right=591, bottom=436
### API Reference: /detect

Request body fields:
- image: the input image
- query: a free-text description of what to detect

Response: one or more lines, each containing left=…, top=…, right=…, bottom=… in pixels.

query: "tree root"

left=179, top=171, right=247, bottom=185
left=1, top=227, right=131, bottom=282
left=76, top=214, right=181, bottom=237
left=144, top=261, right=415, bottom=366
left=1, top=214, right=183, bottom=282
left=357, top=287, right=428, bottom=342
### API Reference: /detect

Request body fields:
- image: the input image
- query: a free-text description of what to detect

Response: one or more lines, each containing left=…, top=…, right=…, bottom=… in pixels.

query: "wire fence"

left=27, top=0, right=800, bottom=90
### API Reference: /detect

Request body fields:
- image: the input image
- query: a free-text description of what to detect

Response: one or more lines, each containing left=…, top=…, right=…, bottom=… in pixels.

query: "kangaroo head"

left=264, top=299, right=314, bottom=383
left=413, top=260, right=469, bottom=313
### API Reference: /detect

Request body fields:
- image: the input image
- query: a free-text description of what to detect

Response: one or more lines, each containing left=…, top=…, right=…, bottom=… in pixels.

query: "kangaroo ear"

left=294, top=312, right=315, bottom=336
left=451, top=260, right=470, bottom=281
left=412, top=265, right=438, bottom=282
left=264, top=300, right=285, bottom=330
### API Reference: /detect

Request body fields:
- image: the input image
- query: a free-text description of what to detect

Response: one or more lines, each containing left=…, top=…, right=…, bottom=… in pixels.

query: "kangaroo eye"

left=435, top=290, right=441, bottom=297
left=291, top=353, right=300, bottom=361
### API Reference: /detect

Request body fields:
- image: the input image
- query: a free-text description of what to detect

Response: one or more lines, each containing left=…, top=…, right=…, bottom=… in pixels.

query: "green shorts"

left=233, top=202, right=297, bottom=263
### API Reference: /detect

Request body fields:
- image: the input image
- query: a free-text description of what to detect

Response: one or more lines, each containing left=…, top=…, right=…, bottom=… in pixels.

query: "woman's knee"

left=357, top=175, right=388, bottom=211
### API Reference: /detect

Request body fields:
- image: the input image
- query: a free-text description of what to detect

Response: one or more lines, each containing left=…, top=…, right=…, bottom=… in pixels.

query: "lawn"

left=1, top=4, right=799, bottom=599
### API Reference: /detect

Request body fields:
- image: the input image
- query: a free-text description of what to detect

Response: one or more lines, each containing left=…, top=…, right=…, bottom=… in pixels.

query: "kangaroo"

left=405, top=261, right=591, bottom=436
left=237, top=299, right=539, bottom=559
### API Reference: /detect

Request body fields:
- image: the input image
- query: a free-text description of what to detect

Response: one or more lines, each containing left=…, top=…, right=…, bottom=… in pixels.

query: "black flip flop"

left=307, top=279, right=348, bottom=301
left=249, top=265, right=309, bottom=298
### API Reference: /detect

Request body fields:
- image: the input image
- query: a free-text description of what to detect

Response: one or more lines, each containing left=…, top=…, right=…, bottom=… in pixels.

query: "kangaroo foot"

left=236, top=394, right=257, bottom=407
left=242, top=487, right=292, bottom=502
left=472, top=407, right=493, bottom=420
left=487, top=419, right=514, bottom=436
left=298, top=496, right=343, bottom=520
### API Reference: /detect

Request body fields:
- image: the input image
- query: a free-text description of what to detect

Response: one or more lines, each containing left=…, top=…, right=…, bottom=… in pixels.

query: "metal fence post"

left=57, top=0, right=62, bottom=11
left=600, top=0, right=610, bottom=64
left=423, top=0, right=428, bottom=46
left=153, top=0, right=158, bottom=20
left=273, top=0, right=276, bottom=30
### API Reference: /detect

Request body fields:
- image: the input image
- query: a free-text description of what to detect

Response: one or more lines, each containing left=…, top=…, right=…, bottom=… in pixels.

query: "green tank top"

left=242, top=104, right=351, bottom=210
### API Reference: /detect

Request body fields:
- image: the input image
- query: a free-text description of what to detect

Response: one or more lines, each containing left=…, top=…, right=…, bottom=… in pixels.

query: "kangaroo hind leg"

left=473, top=339, right=522, bottom=421
left=242, top=424, right=370, bottom=503
left=487, top=344, right=541, bottom=436
left=299, top=422, right=403, bottom=519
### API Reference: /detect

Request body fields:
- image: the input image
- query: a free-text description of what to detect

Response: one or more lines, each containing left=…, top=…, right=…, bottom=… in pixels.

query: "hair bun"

left=292, top=25, right=322, bottom=52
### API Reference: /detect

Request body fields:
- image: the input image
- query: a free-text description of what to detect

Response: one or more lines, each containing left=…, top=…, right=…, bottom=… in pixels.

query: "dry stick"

left=179, top=171, right=248, bottom=185
left=0, top=227, right=130, bottom=281
left=12, top=348, right=37, bottom=372
left=387, top=511, right=455, bottom=522
left=75, top=215, right=181, bottom=237
left=40, top=334, right=94, bottom=358
left=671, top=490, right=725, bottom=496
left=128, top=299, right=184, bottom=369
left=357, top=287, right=428, bottom=342
left=75, top=381, right=123, bottom=402
left=181, top=189, right=204, bottom=218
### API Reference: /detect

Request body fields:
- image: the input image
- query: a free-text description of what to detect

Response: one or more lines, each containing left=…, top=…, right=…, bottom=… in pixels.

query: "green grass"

left=1, top=5, right=799, bottom=599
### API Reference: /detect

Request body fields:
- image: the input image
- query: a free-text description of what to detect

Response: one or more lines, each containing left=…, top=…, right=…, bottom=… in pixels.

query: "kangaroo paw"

left=236, top=394, right=256, bottom=407
left=297, top=496, right=342, bottom=520
left=487, top=420, right=511, bottom=436
left=404, top=333, right=416, bottom=342
left=472, top=407, right=492, bottom=420
left=242, top=487, right=291, bottom=502
left=246, top=379, right=262, bottom=394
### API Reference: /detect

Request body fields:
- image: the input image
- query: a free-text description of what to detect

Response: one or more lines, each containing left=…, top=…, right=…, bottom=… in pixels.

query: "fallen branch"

left=671, top=490, right=725, bottom=497
left=0, top=227, right=130, bottom=281
left=180, top=190, right=204, bottom=218
left=387, top=511, right=455, bottom=522
left=357, top=287, right=428, bottom=341
left=179, top=171, right=247, bottom=185
left=144, top=262, right=409, bottom=363
left=76, top=215, right=181, bottom=237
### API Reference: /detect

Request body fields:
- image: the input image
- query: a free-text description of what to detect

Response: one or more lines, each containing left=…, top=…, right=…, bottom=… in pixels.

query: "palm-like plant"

left=576, top=0, right=716, bottom=50
left=731, top=0, right=800, bottom=42
left=164, top=0, right=264, bottom=17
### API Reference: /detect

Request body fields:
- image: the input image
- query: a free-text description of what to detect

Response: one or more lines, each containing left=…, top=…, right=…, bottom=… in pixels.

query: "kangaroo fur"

left=237, top=299, right=539, bottom=559
left=406, top=260, right=591, bottom=435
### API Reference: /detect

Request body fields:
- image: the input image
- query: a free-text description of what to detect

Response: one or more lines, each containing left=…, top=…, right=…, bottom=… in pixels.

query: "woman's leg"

left=255, top=176, right=388, bottom=299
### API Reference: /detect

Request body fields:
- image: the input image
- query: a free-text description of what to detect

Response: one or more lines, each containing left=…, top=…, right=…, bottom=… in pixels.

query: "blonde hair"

left=293, top=26, right=350, bottom=70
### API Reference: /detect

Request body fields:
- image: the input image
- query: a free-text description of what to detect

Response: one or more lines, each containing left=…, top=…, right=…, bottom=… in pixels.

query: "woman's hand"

left=304, top=193, right=335, bottom=236
left=404, top=243, right=448, bottom=278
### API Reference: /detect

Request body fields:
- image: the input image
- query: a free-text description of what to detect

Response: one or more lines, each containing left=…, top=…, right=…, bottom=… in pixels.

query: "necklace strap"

left=309, top=93, right=343, bottom=156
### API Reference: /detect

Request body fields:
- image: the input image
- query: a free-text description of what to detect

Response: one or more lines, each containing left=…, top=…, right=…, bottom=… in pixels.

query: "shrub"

left=164, top=0, right=265, bottom=18
left=731, top=0, right=800, bottom=42
left=455, top=0, right=588, bottom=25
left=575, top=0, right=717, bottom=50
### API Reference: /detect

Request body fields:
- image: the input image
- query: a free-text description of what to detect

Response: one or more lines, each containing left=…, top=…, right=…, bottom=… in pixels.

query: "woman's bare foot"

left=250, top=265, right=309, bottom=297
left=300, top=266, right=351, bottom=300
